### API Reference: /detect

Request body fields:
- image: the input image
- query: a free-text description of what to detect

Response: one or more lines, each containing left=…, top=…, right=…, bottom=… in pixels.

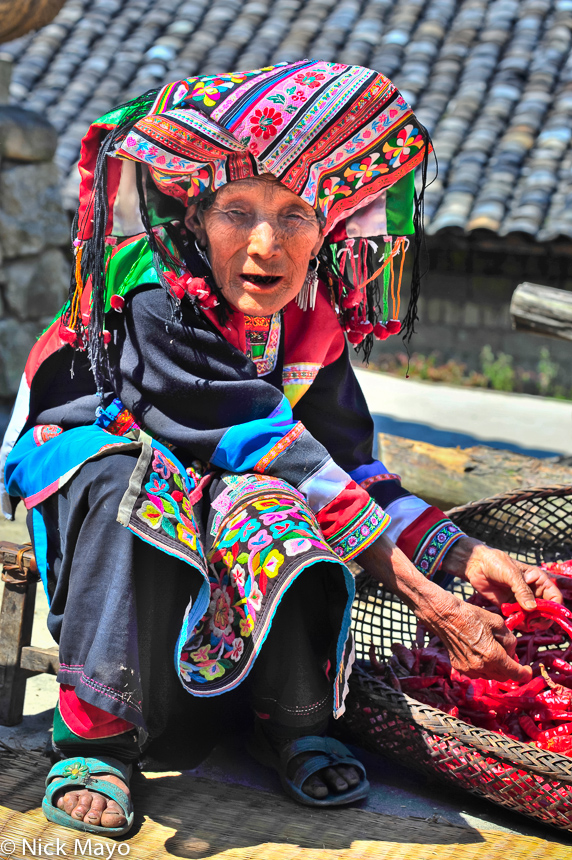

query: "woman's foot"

left=278, top=739, right=362, bottom=800
left=250, top=722, right=368, bottom=805
left=55, top=773, right=130, bottom=828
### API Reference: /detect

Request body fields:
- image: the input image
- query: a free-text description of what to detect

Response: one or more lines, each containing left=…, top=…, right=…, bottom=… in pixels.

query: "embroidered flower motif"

left=176, top=522, right=197, bottom=551
left=284, top=537, right=312, bottom=556
left=61, top=761, right=90, bottom=781
left=247, top=582, right=263, bottom=613
left=191, top=645, right=211, bottom=663
left=248, top=529, right=272, bottom=551
left=125, top=135, right=137, bottom=148
left=383, top=124, right=424, bottom=167
left=210, top=588, right=234, bottom=637
left=187, top=169, right=211, bottom=198
left=231, top=564, right=246, bottom=587
left=250, top=107, right=283, bottom=140
left=229, top=637, right=244, bottom=662
left=190, top=78, right=233, bottom=107
left=260, top=510, right=290, bottom=526
left=152, top=450, right=175, bottom=479
left=137, top=500, right=164, bottom=530
left=344, top=153, right=388, bottom=188
left=318, top=176, right=351, bottom=216
left=145, top=473, right=169, bottom=495
left=291, top=89, right=307, bottom=102
left=240, top=617, right=254, bottom=637
left=199, top=661, right=226, bottom=680
left=261, top=548, right=284, bottom=578
left=294, top=72, right=325, bottom=88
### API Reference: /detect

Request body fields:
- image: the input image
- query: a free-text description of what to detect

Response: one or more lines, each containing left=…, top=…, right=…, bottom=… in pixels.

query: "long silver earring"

left=296, top=257, right=319, bottom=311
left=194, top=238, right=211, bottom=270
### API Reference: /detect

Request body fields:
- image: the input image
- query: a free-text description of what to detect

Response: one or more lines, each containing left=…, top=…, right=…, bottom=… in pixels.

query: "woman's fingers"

left=522, top=566, right=563, bottom=603
left=424, top=597, right=531, bottom=683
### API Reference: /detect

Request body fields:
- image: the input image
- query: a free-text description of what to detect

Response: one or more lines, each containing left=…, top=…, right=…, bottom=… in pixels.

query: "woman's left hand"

left=442, top=536, right=563, bottom=609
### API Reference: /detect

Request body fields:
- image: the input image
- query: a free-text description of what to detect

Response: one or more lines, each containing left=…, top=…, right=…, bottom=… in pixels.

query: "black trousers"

left=29, top=453, right=341, bottom=765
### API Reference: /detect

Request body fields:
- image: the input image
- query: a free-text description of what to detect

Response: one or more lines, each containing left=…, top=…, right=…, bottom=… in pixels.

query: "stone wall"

left=369, top=244, right=572, bottom=382
left=0, top=59, right=69, bottom=408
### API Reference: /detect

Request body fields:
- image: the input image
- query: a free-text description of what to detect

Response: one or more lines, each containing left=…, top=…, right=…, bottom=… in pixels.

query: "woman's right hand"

left=412, top=586, right=531, bottom=683
left=358, top=534, right=532, bottom=683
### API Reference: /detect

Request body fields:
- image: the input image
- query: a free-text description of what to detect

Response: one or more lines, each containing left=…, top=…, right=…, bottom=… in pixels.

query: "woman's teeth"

left=242, top=274, right=280, bottom=285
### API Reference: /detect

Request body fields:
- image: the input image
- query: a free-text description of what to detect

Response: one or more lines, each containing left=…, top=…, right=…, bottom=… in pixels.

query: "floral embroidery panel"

left=177, top=474, right=351, bottom=696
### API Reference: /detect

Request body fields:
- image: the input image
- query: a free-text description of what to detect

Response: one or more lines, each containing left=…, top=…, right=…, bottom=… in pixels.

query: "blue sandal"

left=250, top=727, right=370, bottom=807
left=42, top=756, right=134, bottom=837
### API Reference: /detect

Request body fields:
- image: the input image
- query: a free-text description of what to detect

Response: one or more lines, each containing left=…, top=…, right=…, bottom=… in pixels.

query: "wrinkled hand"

left=414, top=586, right=531, bottom=683
left=443, top=537, right=562, bottom=609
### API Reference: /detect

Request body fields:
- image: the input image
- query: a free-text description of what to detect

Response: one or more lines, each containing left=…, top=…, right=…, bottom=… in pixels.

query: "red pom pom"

left=103, top=330, right=112, bottom=345
left=110, top=294, right=125, bottom=312
left=347, top=330, right=364, bottom=345
left=342, top=290, right=361, bottom=309
left=59, top=326, right=78, bottom=345
left=373, top=323, right=390, bottom=341
left=386, top=319, right=401, bottom=335
left=200, top=294, right=219, bottom=308
left=359, top=320, right=374, bottom=334
left=187, top=277, right=209, bottom=299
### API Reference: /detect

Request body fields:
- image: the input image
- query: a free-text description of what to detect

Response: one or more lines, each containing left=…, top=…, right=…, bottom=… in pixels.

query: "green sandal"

left=42, top=756, right=134, bottom=837
left=249, top=723, right=370, bottom=807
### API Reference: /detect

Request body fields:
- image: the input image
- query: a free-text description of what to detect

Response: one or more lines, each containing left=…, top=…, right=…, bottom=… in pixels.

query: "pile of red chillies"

left=371, top=560, right=572, bottom=756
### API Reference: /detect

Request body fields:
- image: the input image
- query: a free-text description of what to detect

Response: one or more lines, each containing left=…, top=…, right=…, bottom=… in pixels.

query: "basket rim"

left=445, top=484, right=572, bottom=520
left=352, top=664, right=572, bottom=784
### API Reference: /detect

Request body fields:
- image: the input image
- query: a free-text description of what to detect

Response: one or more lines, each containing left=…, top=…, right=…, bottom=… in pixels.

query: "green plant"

left=537, top=347, right=559, bottom=396
left=480, top=346, right=515, bottom=392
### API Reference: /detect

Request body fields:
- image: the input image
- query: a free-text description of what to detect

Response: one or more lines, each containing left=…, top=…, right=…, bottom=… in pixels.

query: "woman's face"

left=185, top=175, right=323, bottom=316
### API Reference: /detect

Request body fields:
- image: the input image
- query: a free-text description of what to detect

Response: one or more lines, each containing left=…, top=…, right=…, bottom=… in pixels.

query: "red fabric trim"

left=396, top=506, right=447, bottom=560
left=283, top=281, right=345, bottom=370
left=201, top=305, right=246, bottom=353
left=59, top=684, right=133, bottom=739
left=316, top=480, right=372, bottom=540
left=77, top=122, right=122, bottom=241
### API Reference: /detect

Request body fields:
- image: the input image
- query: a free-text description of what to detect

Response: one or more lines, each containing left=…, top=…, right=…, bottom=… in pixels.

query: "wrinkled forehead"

left=200, top=174, right=318, bottom=213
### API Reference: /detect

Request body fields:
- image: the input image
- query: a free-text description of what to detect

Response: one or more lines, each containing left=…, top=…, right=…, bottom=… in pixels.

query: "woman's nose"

left=247, top=220, right=280, bottom=258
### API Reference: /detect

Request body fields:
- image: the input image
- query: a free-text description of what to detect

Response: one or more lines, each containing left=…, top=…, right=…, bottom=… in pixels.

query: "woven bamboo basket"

left=343, top=485, right=572, bottom=832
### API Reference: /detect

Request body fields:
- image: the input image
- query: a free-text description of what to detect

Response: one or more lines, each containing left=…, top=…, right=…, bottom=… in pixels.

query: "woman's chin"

left=226, top=285, right=299, bottom=316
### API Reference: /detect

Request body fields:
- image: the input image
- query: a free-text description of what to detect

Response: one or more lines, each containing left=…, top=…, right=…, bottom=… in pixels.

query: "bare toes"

left=303, top=775, right=328, bottom=799
left=101, top=800, right=126, bottom=828
left=338, top=765, right=360, bottom=788
left=83, top=793, right=107, bottom=826
left=322, top=766, right=349, bottom=793
left=57, top=791, right=79, bottom=814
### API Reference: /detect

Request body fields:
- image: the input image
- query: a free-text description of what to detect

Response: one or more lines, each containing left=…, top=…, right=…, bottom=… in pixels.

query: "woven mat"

left=0, top=751, right=569, bottom=860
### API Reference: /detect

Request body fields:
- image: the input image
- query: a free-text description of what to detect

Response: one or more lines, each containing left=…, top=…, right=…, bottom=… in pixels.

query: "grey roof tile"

left=4, top=0, right=571, bottom=243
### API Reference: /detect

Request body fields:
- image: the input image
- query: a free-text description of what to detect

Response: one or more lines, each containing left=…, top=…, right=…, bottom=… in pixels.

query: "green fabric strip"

left=386, top=172, right=415, bottom=236
left=52, top=705, right=140, bottom=763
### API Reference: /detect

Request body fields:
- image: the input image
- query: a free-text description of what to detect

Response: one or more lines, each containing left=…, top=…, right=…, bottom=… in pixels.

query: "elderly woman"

left=1, top=61, right=560, bottom=836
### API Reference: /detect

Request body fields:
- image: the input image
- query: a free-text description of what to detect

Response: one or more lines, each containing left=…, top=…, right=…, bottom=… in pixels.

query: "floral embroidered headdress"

left=65, top=60, right=431, bottom=390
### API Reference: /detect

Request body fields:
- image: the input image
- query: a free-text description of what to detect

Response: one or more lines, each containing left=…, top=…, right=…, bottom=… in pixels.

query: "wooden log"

left=378, top=433, right=572, bottom=510
left=20, top=645, right=59, bottom=675
left=510, top=282, right=572, bottom=341
left=0, top=579, right=36, bottom=726
left=0, top=0, right=66, bottom=43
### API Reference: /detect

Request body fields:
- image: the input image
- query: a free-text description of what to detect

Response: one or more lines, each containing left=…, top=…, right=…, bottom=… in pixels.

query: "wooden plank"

left=378, top=433, right=572, bottom=510
left=19, top=645, right=59, bottom=675
left=510, top=281, right=572, bottom=341
left=0, top=580, right=36, bottom=726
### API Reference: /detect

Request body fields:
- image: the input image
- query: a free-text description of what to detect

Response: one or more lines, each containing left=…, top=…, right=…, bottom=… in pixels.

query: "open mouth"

left=240, top=273, right=282, bottom=287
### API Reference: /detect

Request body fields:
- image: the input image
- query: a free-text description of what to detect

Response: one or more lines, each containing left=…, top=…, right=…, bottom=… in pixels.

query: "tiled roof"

left=2, top=0, right=571, bottom=243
